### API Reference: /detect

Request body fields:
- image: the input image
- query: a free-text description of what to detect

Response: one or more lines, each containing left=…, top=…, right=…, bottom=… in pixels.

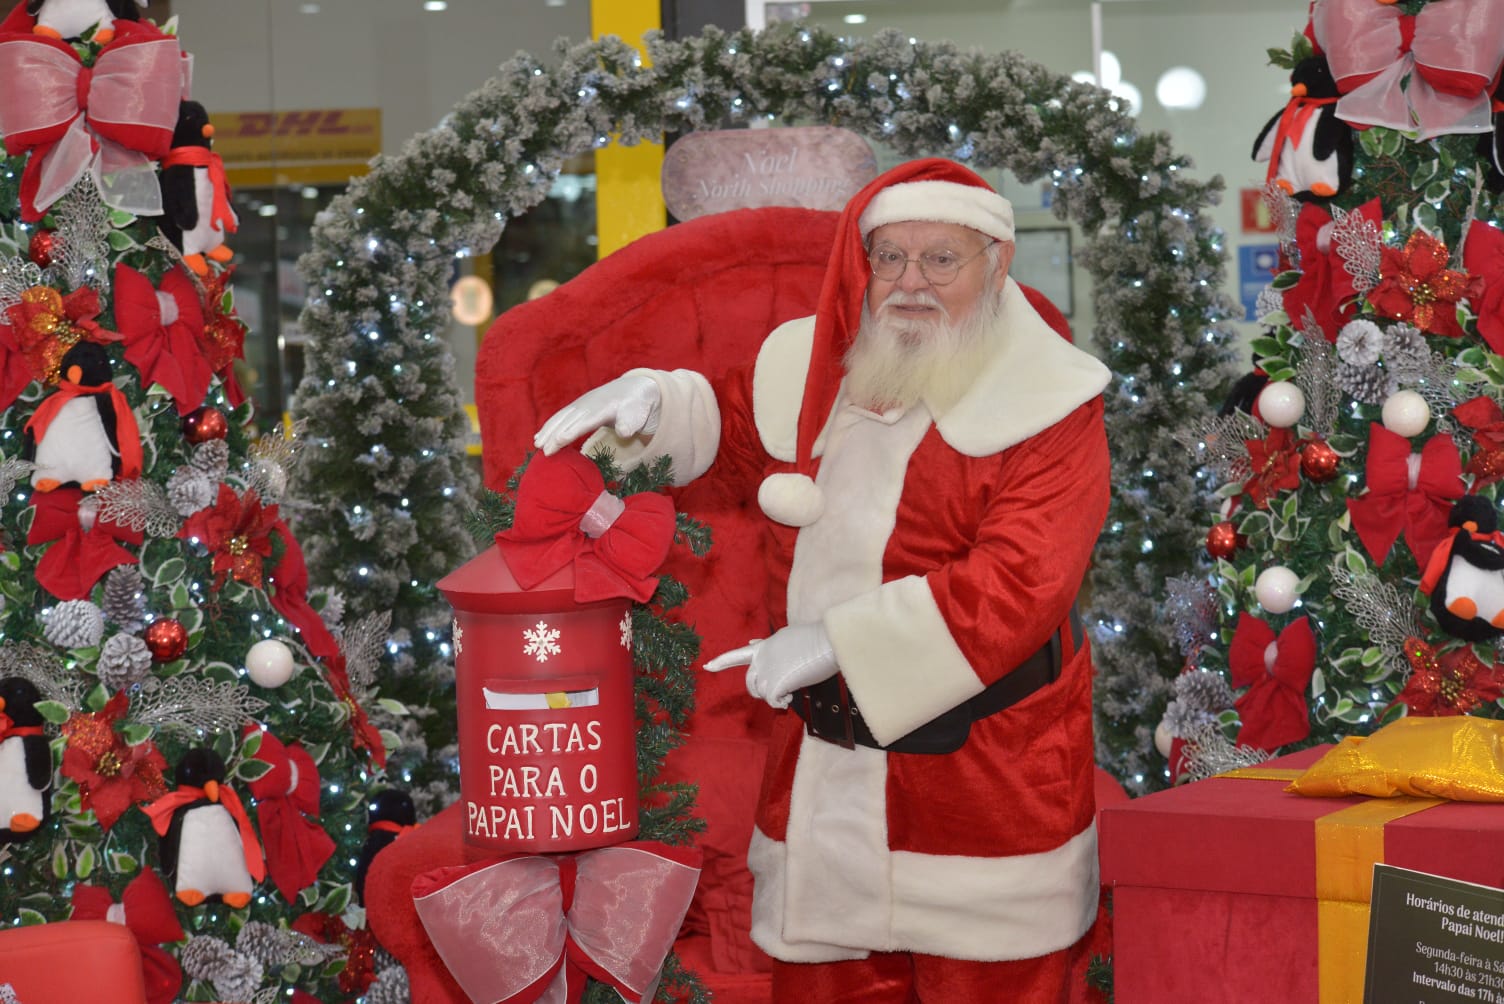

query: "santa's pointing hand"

left=704, top=623, right=839, bottom=709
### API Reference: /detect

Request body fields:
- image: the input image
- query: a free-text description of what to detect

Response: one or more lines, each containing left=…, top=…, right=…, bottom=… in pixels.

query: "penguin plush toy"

left=1252, top=55, right=1353, bottom=202
left=0, top=677, right=50, bottom=844
left=353, top=788, right=415, bottom=905
left=22, top=0, right=143, bottom=43
left=150, top=747, right=264, bottom=908
left=1420, top=495, right=1504, bottom=642
left=159, top=100, right=239, bottom=277
left=23, top=341, right=141, bottom=493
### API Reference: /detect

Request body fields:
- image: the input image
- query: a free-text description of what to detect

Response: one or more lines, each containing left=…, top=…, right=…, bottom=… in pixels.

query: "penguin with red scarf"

left=158, top=100, right=239, bottom=276
left=9, top=0, right=144, bottom=43
left=0, top=677, right=50, bottom=844
left=23, top=341, right=142, bottom=493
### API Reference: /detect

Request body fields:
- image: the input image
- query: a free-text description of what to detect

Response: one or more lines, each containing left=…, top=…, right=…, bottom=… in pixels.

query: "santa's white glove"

left=533, top=373, right=662, bottom=456
left=704, top=623, right=839, bottom=710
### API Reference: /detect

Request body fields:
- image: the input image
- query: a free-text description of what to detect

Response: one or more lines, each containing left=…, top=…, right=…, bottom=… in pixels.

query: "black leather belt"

left=793, top=609, right=1084, bottom=755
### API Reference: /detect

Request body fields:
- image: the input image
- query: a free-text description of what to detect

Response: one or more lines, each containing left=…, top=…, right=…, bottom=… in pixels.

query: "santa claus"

left=536, top=158, right=1112, bottom=1002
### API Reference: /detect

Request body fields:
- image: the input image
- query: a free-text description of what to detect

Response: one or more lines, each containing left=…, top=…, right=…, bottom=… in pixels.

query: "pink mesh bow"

left=0, top=29, right=182, bottom=220
left=412, top=842, right=701, bottom=1004
left=1313, top=0, right=1504, bottom=139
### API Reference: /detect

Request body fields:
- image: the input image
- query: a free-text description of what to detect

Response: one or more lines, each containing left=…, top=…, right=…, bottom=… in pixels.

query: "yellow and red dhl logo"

left=213, top=108, right=382, bottom=165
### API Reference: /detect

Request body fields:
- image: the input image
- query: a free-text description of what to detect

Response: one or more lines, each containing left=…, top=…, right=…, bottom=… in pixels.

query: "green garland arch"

left=290, top=22, right=1244, bottom=792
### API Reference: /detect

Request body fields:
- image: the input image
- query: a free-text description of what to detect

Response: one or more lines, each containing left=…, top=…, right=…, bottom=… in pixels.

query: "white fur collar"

left=753, top=278, right=1111, bottom=461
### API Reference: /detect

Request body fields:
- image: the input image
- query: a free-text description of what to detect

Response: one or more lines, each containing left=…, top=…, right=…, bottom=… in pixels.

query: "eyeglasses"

left=866, top=240, right=997, bottom=285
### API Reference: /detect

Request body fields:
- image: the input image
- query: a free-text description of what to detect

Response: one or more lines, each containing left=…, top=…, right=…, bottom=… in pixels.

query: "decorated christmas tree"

left=1161, top=1, right=1504, bottom=782
left=0, top=6, right=406, bottom=1000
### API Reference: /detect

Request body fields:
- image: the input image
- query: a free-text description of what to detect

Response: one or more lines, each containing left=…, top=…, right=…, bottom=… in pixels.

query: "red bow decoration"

left=1282, top=198, right=1382, bottom=341
left=113, top=263, right=213, bottom=415
left=1346, top=424, right=1463, bottom=566
left=1463, top=220, right=1504, bottom=356
left=0, top=30, right=182, bottom=220
left=27, top=488, right=143, bottom=600
left=1396, top=636, right=1504, bottom=716
left=497, top=451, right=676, bottom=604
left=71, top=871, right=184, bottom=1004
left=1313, top=0, right=1504, bottom=139
left=246, top=726, right=335, bottom=901
left=1228, top=613, right=1317, bottom=752
left=264, top=520, right=388, bottom=767
left=1453, top=396, right=1504, bottom=487
left=412, top=842, right=701, bottom=1004
left=143, top=779, right=267, bottom=884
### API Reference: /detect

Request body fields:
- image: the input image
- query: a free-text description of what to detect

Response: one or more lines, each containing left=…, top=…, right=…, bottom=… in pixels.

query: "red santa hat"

left=758, top=158, right=1015, bottom=527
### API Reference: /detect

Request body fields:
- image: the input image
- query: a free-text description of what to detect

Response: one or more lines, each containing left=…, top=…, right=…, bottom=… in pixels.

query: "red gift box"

left=1100, top=746, right=1504, bottom=1003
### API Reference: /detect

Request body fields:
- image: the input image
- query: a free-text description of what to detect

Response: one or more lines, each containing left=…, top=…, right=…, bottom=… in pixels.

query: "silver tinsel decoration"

left=0, top=455, right=33, bottom=501
left=1172, top=411, right=1262, bottom=483
left=129, top=675, right=268, bottom=739
left=0, top=641, right=78, bottom=707
left=1331, top=200, right=1382, bottom=295
left=1177, top=720, right=1273, bottom=783
left=1335, top=360, right=1397, bottom=405
left=340, top=610, right=392, bottom=694
left=1336, top=319, right=1384, bottom=366
left=43, top=600, right=105, bottom=650
left=95, top=478, right=183, bottom=537
left=179, top=935, right=264, bottom=1003
left=192, top=439, right=230, bottom=480
left=0, top=255, right=44, bottom=316
left=98, top=633, right=153, bottom=691
left=45, top=179, right=113, bottom=293
left=244, top=429, right=301, bottom=504
left=1260, top=181, right=1301, bottom=259
left=1294, top=333, right=1339, bottom=438
left=1330, top=557, right=1416, bottom=672
left=102, top=566, right=148, bottom=632
left=1164, top=574, right=1218, bottom=659
left=166, top=465, right=216, bottom=517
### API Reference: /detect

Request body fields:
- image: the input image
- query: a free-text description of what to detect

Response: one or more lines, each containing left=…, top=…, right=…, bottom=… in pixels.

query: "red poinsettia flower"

left=1283, top=198, right=1382, bottom=341
left=1242, top=427, right=1302, bottom=508
left=1396, top=636, right=1504, bottom=716
left=180, top=484, right=280, bottom=588
left=199, top=267, right=249, bottom=407
left=60, top=692, right=168, bottom=831
left=1453, top=396, right=1504, bottom=488
left=0, top=285, right=121, bottom=386
left=1369, top=231, right=1480, bottom=338
left=1463, top=220, right=1504, bottom=355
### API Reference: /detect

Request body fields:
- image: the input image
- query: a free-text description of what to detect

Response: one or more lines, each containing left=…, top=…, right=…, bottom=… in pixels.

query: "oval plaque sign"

left=662, top=125, right=878, bottom=220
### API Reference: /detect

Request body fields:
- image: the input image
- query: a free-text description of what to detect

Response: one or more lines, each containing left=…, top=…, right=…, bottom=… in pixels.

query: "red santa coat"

left=592, top=277, right=1111, bottom=963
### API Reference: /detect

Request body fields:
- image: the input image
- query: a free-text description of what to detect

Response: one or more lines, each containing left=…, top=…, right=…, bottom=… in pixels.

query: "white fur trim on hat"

left=858, top=180, right=1015, bottom=243
left=758, top=472, right=824, bottom=527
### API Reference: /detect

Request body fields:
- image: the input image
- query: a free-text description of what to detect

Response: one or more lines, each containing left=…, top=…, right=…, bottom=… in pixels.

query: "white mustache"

left=879, top=290, right=942, bottom=310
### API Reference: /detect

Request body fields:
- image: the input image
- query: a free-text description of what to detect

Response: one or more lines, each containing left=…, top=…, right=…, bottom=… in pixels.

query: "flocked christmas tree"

left=0, top=7, right=409, bottom=1000
left=1161, top=1, right=1504, bottom=782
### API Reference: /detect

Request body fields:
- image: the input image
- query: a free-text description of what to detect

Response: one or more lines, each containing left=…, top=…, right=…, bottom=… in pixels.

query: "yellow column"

left=590, top=0, right=666, bottom=258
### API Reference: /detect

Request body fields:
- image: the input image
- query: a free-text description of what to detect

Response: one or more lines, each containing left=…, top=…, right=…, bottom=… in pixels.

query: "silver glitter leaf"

left=45, top=180, right=112, bottom=293
left=1330, top=202, right=1382, bottom=296
left=1177, top=720, right=1272, bottom=783
left=0, top=455, right=34, bottom=500
left=1164, top=573, right=1218, bottom=660
left=1172, top=411, right=1262, bottom=483
left=94, top=478, right=183, bottom=538
left=1294, top=338, right=1339, bottom=438
left=1329, top=556, right=1415, bottom=667
left=340, top=610, right=392, bottom=695
left=0, top=640, right=80, bottom=708
left=130, top=674, right=268, bottom=740
left=0, top=255, right=44, bottom=315
left=1260, top=181, right=1301, bottom=259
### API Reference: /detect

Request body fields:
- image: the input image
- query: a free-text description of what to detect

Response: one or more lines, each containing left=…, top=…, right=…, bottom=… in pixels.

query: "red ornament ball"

left=144, top=618, right=188, bottom=662
left=1301, top=438, right=1341, bottom=483
left=182, top=406, right=228, bottom=444
left=1206, top=521, right=1243, bottom=559
left=28, top=229, right=55, bottom=268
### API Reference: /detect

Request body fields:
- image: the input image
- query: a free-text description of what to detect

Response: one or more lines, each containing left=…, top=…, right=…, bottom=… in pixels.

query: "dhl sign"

left=212, top=108, right=381, bottom=187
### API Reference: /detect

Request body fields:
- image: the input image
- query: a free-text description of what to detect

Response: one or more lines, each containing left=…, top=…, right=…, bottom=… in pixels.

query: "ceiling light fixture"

left=843, top=13, right=867, bottom=24
left=424, top=0, right=448, bottom=10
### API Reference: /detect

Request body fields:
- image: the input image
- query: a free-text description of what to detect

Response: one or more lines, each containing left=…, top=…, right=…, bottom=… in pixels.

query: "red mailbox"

left=438, top=545, right=638, bottom=855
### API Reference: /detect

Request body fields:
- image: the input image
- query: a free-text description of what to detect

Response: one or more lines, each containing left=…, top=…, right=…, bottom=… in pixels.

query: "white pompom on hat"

left=758, top=159, right=1011, bottom=528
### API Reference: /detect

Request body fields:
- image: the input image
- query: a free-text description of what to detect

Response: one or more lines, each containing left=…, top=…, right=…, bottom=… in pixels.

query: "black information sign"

left=1366, top=864, right=1504, bottom=1003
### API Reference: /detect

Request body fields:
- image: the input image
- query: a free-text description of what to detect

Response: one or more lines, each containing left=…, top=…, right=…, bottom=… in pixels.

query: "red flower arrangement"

left=1242, top=427, right=1302, bottom=508
left=1369, top=230, right=1479, bottom=338
left=1397, top=637, right=1504, bottom=716
left=60, top=692, right=168, bottom=831
left=199, top=267, right=249, bottom=407
left=0, top=285, right=120, bottom=411
left=180, top=484, right=279, bottom=588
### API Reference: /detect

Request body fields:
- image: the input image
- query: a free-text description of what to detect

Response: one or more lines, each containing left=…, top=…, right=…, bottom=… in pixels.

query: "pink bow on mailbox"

left=412, top=842, right=701, bottom=1004
left=0, top=30, right=182, bottom=220
left=497, top=451, right=676, bottom=604
left=1313, top=0, right=1504, bottom=140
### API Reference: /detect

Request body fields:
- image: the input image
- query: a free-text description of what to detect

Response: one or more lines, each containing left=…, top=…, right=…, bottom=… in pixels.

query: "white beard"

left=841, top=283, right=1006, bottom=414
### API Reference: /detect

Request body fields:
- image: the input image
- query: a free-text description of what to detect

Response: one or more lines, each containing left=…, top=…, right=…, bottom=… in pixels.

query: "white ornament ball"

left=1257, top=381, right=1306, bottom=429
left=1154, top=719, right=1176, bottom=758
left=1381, top=389, right=1431, bottom=437
left=245, top=639, right=296, bottom=688
left=1255, top=565, right=1301, bottom=615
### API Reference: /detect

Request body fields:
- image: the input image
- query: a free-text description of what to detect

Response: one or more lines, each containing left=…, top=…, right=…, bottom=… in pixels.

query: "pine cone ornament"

left=1335, top=360, right=1397, bottom=405
left=101, top=566, right=148, bottom=632
left=43, top=600, right=104, bottom=650
left=191, top=439, right=230, bottom=479
left=364, top=965, right=410, bottom=1004
left=167, top=466, right=216, bottom=516
left=98, top=633, right=153, bottom=691
left=181, top=935, right=264, bottom=1002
